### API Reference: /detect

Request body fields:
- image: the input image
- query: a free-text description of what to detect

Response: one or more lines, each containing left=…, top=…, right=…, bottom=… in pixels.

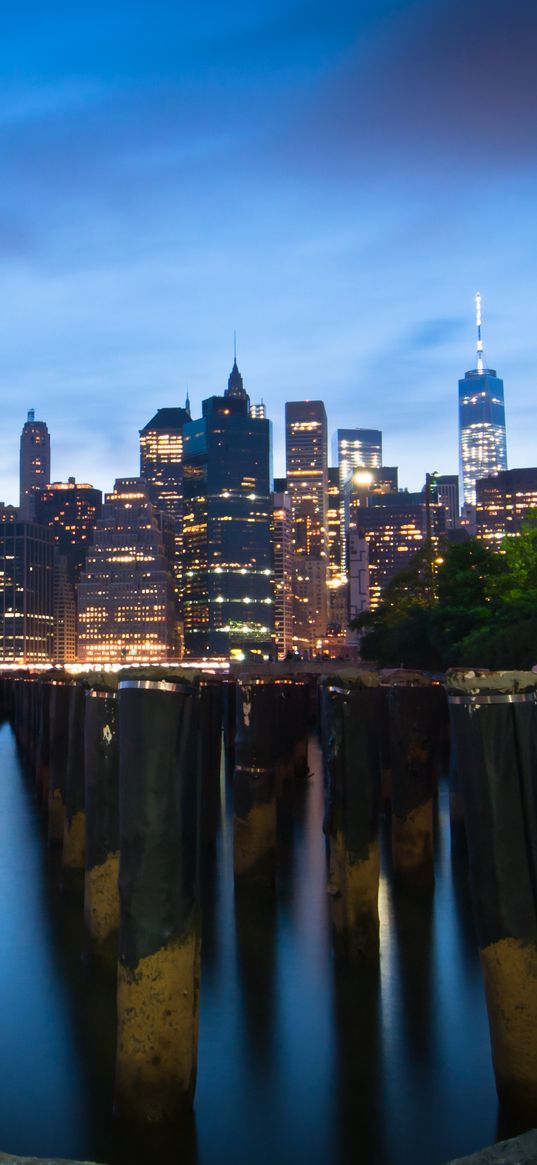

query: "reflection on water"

left=0, top=721, right=525, bottom=1165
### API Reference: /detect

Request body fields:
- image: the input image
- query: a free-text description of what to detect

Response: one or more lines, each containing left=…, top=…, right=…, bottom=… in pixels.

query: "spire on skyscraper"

left=226, top=336, right=248, bottom=402
left=185, top=389, right=191, bottom=417
left=476, top=291, right=485, bottom=374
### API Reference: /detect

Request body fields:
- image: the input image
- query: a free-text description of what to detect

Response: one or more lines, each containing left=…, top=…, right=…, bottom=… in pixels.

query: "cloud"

left=306, top=0, right=537, bottom=170
left=406, top=317, right=467, bottom=351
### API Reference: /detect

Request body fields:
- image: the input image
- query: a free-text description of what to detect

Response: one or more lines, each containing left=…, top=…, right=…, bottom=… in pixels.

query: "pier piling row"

left=116, top=677, right=201, bottom=1122
left=321, top=674, right=382, bottom=961
left=448, top=671, right=537, bottom=1113
left=48, top=680, right=72, bottom=846
left=388, top=680, right=446, bottom=884
left=63, top=682, right=87, bottom=870
left=234, top=677, right=278, bottom=888
left=84, top=685, right=120, bottom=950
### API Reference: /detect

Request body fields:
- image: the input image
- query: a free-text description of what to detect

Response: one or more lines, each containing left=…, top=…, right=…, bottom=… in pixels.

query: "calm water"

left=0, top=721, right=528, bottom=1164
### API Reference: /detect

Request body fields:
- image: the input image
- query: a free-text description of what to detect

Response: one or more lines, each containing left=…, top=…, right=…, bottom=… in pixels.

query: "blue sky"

left=1, top=0, right=535, bottom=501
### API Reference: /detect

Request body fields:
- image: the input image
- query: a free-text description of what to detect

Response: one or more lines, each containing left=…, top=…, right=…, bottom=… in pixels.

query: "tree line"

left=352, top=519, right=537, bottom=671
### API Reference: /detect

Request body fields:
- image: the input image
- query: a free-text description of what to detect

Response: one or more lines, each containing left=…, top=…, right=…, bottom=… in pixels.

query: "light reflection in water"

left=0, top=721, right=521, bottom=1165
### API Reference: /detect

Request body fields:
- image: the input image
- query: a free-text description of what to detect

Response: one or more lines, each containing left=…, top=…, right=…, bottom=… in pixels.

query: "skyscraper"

left=182, top=363, right=273, bottom=659
left=336, top=428, right=382, bottom=481
left=34, top=478, right=102, bottom=585
left=285, top=401, right=328, bottom=652
left=476, top=468, right=537, bottom=544
left=139, top=402, right=191, bottom=647
left=336, top=428, right=382, bottom=576
left=77, top=478, right=176, bottom=663
left=326, top=467, right=348, bottom=639
left=19, top=410, right=50, bottom=520
left=459, top=294, right=508, bottom=509
left=34, top=478, right=102, bottom=661
left=0, top=506, right=54, bottom=662
left=271, top=489, right=293, bottom=658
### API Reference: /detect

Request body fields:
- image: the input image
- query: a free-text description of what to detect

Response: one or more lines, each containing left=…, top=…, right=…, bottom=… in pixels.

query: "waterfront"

left=0, top=721, right=528, bottom=1165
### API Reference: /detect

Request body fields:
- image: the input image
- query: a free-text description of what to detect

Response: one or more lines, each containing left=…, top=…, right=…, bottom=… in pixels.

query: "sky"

left=1, top=0, right=536, bottom=502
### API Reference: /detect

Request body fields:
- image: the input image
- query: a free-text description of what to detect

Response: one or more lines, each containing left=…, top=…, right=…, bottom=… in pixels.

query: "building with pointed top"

left=226, top=358, right=250, bottom=405
left=182, top=361, right=273, bottom=659
left=459, top=294, right=508, bottom=509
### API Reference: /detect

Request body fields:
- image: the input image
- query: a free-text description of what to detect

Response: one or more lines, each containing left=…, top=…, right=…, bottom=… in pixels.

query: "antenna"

left=476, top=291, right=484, bottom=374
left=233, top=330, right=237, bottom=363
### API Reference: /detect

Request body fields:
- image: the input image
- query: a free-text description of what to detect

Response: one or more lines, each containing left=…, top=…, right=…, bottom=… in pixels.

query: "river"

left=0, top=721, right=528, bottom=1164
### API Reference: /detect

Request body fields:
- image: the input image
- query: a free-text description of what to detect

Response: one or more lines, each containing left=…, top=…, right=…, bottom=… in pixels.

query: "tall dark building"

left=459, top=294, right=507, bottom=509
left=139, top=403, right=191, bottom=650
left=183, top=363, right=272, bottom=659
left=0, top=506, right=54, bottom=663
left=19, top=410, right=51, bottom=520
left=285, top=401, right=328, bottom=652
left=34, top=478, right=102, bottom=584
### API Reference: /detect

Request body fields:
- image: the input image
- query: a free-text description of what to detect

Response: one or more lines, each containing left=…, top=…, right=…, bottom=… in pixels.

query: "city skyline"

left=0, top=306, right=524, bottom=508
left=1, top=0, right=536, bottom=503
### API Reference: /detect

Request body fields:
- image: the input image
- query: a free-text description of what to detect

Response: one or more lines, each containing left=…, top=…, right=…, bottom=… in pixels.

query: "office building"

left=476, top=468, right=537, bottom=544
left=459, top=294, right=507, bottom=508
left=34, top=478, right=102, bottom=585
left=34, top=478, right=102, bottom=661
left=182, top=364, right=273, bottom=659
left=336, top=428, right=382, bottom=575
left=0, top=506, right=54, bottom=663
left=436, top=475, right=460, bottom=530
left=336, top=427, right=382, bottom=493
left=140, top=403, right=191, bottom=648
left=77, top=478, right=176, bottom=663
left=19, top=410, right=51, bottom=520
left=271, top=490, right=293, bottom=658
left=354, top=488, right=445, bottom=608
left=326, top=467, right=348, bottom=639
left=348, top=531, right=370, bottom=641
left=285, top=401, right=328, bottom=652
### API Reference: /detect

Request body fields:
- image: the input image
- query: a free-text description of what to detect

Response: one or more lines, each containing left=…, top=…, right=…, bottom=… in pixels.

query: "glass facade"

left=139, top=406, right=191, bottom=650
left=183, top=390, right=273, bottom=659
left=459, top=368, right=508, bottom=508
left=335, top=429, right=383, bottom=576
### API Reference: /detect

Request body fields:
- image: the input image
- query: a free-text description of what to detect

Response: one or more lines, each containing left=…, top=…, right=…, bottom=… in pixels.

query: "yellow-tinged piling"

left=115, top=676, right=201, bottom=1121
left=84, top=687, right=119, bottom=950
left=321, top=674, right=382, bottom=960
left=448, top=670, right=537, bottom=1113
